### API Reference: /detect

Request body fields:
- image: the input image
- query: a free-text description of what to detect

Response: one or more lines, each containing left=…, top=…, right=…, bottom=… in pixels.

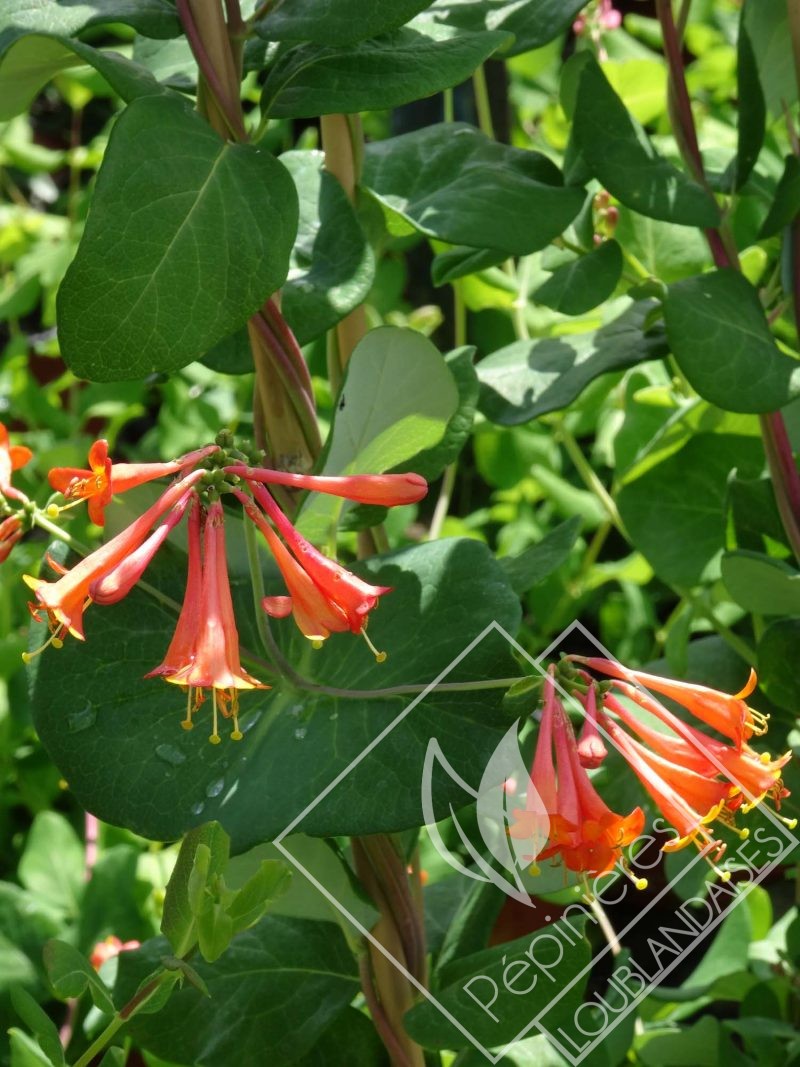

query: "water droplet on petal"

left=155, top=744, right=186, bottom=767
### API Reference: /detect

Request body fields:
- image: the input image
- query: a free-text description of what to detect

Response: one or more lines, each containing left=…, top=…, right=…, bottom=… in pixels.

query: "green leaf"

left=397, top=346, right=479, bottom=481
left=431, top=245, right=509, bottom=286
left=43, top=940, right=115, bottom=1014
left=363, top=122, right=585, bottom=257
left=57, top=94, right=298, bottom=382
left=30, top=538, right=520, bottom=847
left=228, top=835, right=377, bottom=938
left=258, top=0, right=431, bottom=45
left=532, top=240, right=623, bottom=315
left=424, top=0, right=586, bottom=55
left=663, top=270, right=800, bottom=413
left=9, top=987, right=65, bottom=1067
left=404, top=917, right=590, bottom=1048
left=0, top=35, right=164, bottom=120
left=720, top=17, right=765, bottom=192
left=758, top=618, right=800, bottom=709
left=261, top=22, right=509, bottom=119
left=617, top=434, right=764, bottom=587
left=280, top=150, right=375, bottom=346
left=226, top=860, right=292, bottom=934
left=499, top=516, right=581, bottom=594
left=18, top=812, right=83, bottom=917
left=116, top=918, right=359, bottom=1067
left=743, top=0, right=796, bottom=116
left=296, top=1007, right=387, bottom=1066
left=196, top=901, right=233, bottom=964
left=614, top=207, right=711, bottom=283
left=298, top=327, right=459, bottom=542
left=759, top=155, right=800, bottom=238
left=477, top=300, right=668, bottom=425
left=98, top=1051, right=126, bottom=1067
left=162, top=823, right=229, bottom=959
left=0, top=0, right=179, bottom=55
left=8, top=1031, right=55, bottom=1067
left=573, top=57, right=719, bottom=227
left=721, top=550, right=800, bottom=614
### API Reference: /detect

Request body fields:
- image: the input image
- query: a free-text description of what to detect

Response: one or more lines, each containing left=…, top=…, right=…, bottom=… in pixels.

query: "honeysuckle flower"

left=24, top=470, right=204, bottom=645
left=602, top=689, right=793, bottom=823
left=227, top=465, right=428, bottom=506
left=599, top=714, right=731, bottom=875
left=511, top=672, right=645, bottom=883
left=235, top=490, right=352, bottom=644
left=572, top=657, right=767, bottom=748
left=151, top=499, right=266, bottom=743
left=89, top=493, right=192, bottom=605
left=0, top=514, right=23, bottom=564
left=243, top=482, right=391, bottom=657
left=48, top=441, right=219, bottom=527
left=0, top=421, right=32, bottom=504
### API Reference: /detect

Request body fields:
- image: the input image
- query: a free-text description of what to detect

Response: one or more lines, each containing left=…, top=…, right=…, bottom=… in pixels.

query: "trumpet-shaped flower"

left=599, top=714, right=730, bottom=868
left=574, top=657, right=767, bottom=748
left=0, top=421, right=32, bottom=503
left=602, top=689, right=791, bottom=818
left=227, top=465, right=428, bottom=506
left=154, top=500, right=266, bottom=742
left=25, top=470, right=204, bottom=641
left=510, top=673, right=644, bottom=881
left=48, top=442, right=219, bottom=526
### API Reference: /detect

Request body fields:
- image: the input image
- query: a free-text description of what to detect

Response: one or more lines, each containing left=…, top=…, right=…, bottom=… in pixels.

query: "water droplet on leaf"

left=155, top=744, right=186, bottom=767
left=67, top=704, right=96, bottom=733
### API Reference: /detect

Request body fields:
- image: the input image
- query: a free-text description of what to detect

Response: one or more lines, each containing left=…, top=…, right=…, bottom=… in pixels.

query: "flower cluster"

left=513, top=658, right=794, bottom=889
left=19, top=431, right=427, bottom=742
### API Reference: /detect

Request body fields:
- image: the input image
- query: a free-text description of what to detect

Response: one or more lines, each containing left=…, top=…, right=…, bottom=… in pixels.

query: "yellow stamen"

left=311, top=639, right=324, bottom=650
left=361, top=627, right=387, bottom=663
left=209, top=689, right=221, bottom=745
left=621, top=858, right=648, bottom=890
left=181, top=687, right=195, bottom=731
left=528, top=862, right=540, bottom=876
left=22, top=625, right=66, bottom=663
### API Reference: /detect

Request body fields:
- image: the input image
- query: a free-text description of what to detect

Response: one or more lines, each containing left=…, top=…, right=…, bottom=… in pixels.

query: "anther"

left=311, top=639, right=323, bottom=650
left=181, top=688, right=195, bottom=731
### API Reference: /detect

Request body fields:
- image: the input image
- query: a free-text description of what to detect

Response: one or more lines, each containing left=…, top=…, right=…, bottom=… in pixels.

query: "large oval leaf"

left=57, top=94, right=298, bottom=382
left=363, top=122, right=585, bottom=257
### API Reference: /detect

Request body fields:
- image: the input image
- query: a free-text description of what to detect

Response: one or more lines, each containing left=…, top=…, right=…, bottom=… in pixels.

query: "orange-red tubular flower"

left=574, top=657, right=767, bottom=749
left=510, top=673, right=644, bottom=882
left=602, top=690, right=792, bottom=817
left=599, top=714, right=730, bottom=871
left=0, top=515, right=23, bottom=564
left=25, top=469, right=204, bottom=641
left=159, top=500, right=266, bottom=743
left=234, top=491, right=350, bottom=644
left=0, top=421, right=32, bottom=503
left=576, top=685, right=608, bottom=769
left=249, top=482, right=391, bottom=639
left=89, top=493, right=192, bottom=605
left=146, top=496, right=204, bottom=682
left=227, top=466, right=428, bottom=506
left=48, top=442, right=219, bottom=527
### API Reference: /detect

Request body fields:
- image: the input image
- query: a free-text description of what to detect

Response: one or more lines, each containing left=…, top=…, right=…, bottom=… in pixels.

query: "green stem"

left=72, top=1016, right=125, bottom=1067
left=443, top=87, right=455, bottom=123
left=472, top=64, right=495, bottom=140
left=681, top=590, right=756, bottom=662
left=556, top=422, right=628, bottom=537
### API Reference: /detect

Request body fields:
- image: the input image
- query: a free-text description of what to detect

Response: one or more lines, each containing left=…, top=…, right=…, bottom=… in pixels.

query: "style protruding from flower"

left=510, top=668, right=646, bottom=891
left=23, top=430, right=429, bottom=741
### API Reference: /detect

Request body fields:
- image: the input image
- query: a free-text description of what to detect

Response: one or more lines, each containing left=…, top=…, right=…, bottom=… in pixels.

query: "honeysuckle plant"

left=2, top=1, right=800, bottom=1066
